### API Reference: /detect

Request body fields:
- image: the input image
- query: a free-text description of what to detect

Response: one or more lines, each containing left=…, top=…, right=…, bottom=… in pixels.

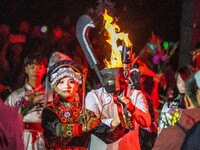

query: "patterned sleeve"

left=92, top=122, right=129, bottom=144
left=42, top=108, right=83, bottom=138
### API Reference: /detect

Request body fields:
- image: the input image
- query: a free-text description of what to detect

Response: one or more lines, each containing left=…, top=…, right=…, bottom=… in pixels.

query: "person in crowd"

left=136, top=59, right=160, bottom=114
left=0, top=24, right=26, bottom=90
left=192, top=47, right=200, bottom=71
left=4, top=52, right=48, bottom=150
left=0, top=83, right=11, bottom=101
left=85, top=67, right=151, bottom=150
left=131, top=66, right=157, bottom=150
left=152, top=70, right=200, bottom=150
left=140, top=75, right=159, bottom=115
left=158, top=66, right=194, bottom=134
left=0, top=23, right=10, bottom=49
left=42, top=60, right=129, bottom=149
left=0, top=99, right=24, bottom=150
left=17, top=20, right=30, bottom=36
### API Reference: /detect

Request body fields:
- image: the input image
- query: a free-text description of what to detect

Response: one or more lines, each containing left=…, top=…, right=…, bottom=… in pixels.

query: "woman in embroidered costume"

left=42, top=60, right=129, bottom=149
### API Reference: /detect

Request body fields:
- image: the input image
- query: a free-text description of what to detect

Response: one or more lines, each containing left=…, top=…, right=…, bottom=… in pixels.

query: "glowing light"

left=103, top=10, right=132, bottom=68
left=163, top=41, right=169, bottom=49
left=149, top=43, right=155, bottom=50
left=40, top=26, right=48, bottom=33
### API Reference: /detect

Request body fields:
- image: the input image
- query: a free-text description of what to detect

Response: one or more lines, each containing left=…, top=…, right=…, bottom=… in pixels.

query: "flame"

left=103, top=10, right=132, bottom=68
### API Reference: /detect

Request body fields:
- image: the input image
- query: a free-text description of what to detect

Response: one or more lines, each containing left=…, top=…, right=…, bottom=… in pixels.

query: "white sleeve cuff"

left=101, top=118, right=113, bottom=127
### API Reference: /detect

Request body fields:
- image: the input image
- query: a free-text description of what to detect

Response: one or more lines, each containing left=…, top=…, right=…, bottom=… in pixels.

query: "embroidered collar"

left=24, top=80, right=44, bottom=94
left=59, top=99, right=80, bottom=108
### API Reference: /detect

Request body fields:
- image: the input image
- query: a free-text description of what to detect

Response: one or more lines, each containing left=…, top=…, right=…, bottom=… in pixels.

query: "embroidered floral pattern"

left=49, top=100, right=95, bottom=138
left=61, top=117, right=67, bottom=123
left=64, top=112, right=71, bottom=118
left=57, top=102, right=81, bottom=123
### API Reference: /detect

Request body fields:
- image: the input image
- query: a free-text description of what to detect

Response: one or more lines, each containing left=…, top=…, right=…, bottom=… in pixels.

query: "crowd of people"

left=0, top=16, right=200, bottom=150
left=0, top=18, right=89, bottom=91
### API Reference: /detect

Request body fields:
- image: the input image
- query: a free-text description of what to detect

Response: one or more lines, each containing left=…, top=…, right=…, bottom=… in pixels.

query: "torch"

left=121, top=44, right=132, bottom=95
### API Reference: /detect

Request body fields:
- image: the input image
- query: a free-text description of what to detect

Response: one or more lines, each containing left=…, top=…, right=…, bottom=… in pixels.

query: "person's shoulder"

left=5, top=87, right=24, bottom=103
left=11, top=87, right=25, bottom=94
left=181, top=120, right=200, bottom=149
left=131, top=89, right=144, bottom=96
left=0, top=101, right=23, bottom=145
left=182, top=108, right=200, bottom=117
left=87, top=87, right=104, bottom=95
left=132, top=88, right=141, bottom=93
left=9, top=87, right=24, bottom=96
left=0, top=101, right=20, bottom=118
left=43, top=104, right=55, bottom=112
left=42, top=106, right=57, bottom=118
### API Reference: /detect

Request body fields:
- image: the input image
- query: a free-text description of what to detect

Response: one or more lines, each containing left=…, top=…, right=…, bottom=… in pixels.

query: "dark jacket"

left=153, top=108, right=200, bottom=150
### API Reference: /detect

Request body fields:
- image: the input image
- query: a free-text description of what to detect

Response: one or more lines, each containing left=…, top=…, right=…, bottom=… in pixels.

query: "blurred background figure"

left=130, top=65, right=158, bottom=150
left=158, top=66, right=194, bottom=134
left=0, top=99, right=24, bottom=150
left=17, top=20, right=30, bottom=36
left=0, top=24, right=26, bottom=90
left=192, top=47, right=200, bottom=72
left=4, top=52, right=48, bottom=150
left=153, top=70, right=200, bottom=150
left=0, top=83, right=11, bottom=102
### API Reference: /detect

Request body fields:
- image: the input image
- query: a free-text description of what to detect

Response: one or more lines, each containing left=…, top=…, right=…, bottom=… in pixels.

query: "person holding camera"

left=158, top=66, right=194, bottom=134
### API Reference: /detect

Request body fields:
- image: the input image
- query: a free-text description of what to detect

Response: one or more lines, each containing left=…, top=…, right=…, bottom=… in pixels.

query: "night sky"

left=0, top=0, right=182, bottom=52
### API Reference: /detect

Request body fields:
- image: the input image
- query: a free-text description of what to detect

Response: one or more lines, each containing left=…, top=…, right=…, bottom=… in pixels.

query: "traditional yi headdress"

left=48, top=51, right=72, bottom=67
left=47, top=60, right=84, bottom=86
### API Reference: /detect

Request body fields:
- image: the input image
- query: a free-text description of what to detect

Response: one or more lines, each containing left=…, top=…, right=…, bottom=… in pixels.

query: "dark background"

left=0, top=0, right=182, bottom=52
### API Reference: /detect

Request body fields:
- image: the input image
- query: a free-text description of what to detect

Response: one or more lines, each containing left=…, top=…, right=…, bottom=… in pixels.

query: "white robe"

left=85, top=87, right=151, bottom=150
left=5, top=82, right=50, bottom=150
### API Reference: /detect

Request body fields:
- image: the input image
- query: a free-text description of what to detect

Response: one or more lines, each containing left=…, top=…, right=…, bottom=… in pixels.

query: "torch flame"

left=103, top=10, right=132, bottom=68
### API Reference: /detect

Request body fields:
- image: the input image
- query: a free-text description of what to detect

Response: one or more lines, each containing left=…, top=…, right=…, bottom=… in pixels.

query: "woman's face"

left=55, top=76, right=79, bottom=100
left=176, top=74, right=186, bottom=94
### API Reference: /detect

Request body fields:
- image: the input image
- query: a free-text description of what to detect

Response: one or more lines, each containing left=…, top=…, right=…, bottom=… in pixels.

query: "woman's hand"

left=82, top=117, right=101, bottom=132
